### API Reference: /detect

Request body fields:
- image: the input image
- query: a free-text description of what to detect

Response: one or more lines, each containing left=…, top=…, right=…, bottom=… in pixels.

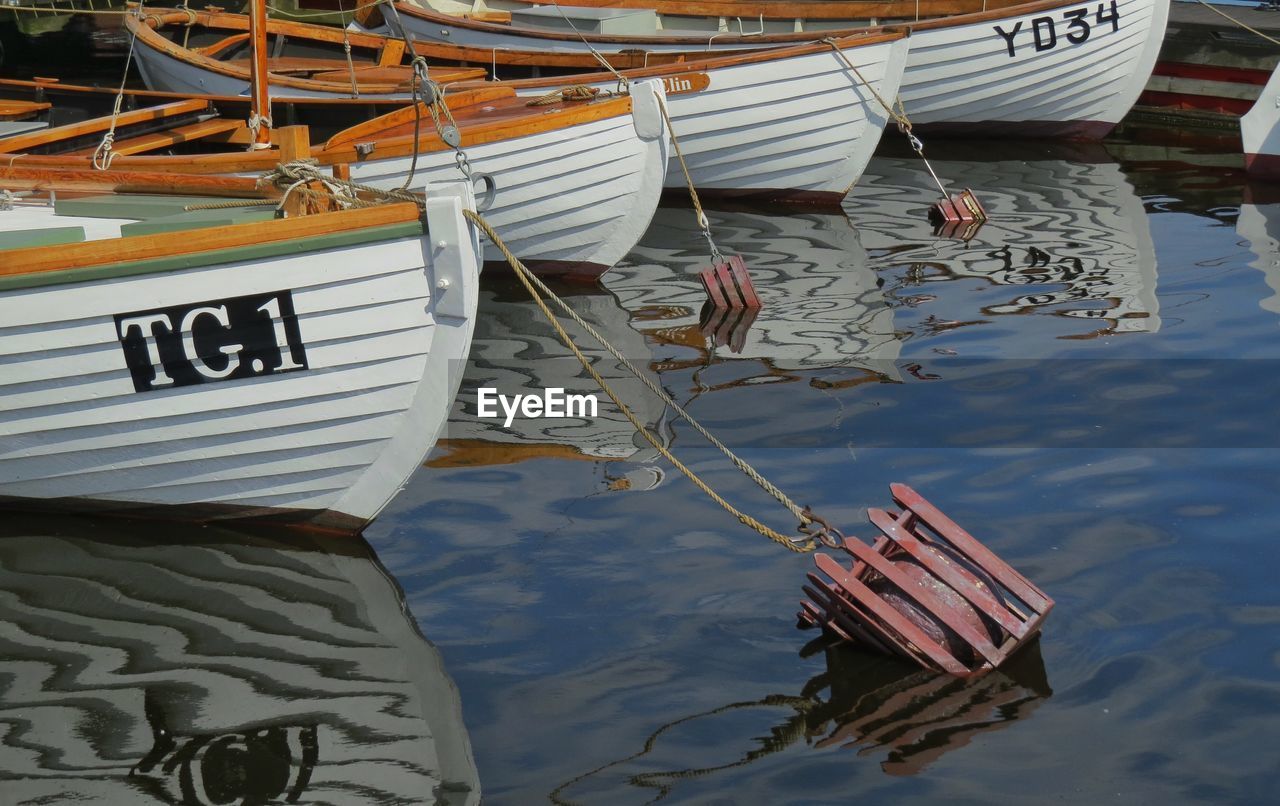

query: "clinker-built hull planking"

left=0, top=188, right=481, bottom=531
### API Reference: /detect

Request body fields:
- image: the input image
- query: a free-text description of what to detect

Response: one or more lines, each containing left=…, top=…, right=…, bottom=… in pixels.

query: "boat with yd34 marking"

left=0, top=170, right=482, bottom=533
left=375, top=0, right=1169, bottom=138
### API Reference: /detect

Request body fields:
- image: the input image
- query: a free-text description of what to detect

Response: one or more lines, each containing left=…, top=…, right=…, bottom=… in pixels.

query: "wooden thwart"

left=799, top=484, right=1053, bottom=677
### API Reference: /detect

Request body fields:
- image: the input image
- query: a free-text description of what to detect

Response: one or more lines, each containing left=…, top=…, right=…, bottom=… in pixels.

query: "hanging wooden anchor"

left=930, top=187, right=988, bottom=242
left=693, top=207, right=762, bottom=352
left=798, top=483, right=1053, bottom=677
left=900, top=129, right=989, bottom=241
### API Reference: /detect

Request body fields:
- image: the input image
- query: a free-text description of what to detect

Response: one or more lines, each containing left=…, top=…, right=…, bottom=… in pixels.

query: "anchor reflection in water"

left=131, top=689, right=319, bottom=806
left=551, top=640, right=1050, bottom=802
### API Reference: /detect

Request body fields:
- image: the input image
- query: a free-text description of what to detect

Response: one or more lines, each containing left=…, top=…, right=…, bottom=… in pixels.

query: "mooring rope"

left=181, top=159, right=417, bottom=213
left=1192, top=0, right=1280, bottom=47
left=821, top=37, right=951, bottom=199
left=655, top=96, right=725, bottom=263
left=550, top=0, right=632, bottom=90
left=92, top=0, right=146, bottom=171
left=462, top=209, right=825, bottom=554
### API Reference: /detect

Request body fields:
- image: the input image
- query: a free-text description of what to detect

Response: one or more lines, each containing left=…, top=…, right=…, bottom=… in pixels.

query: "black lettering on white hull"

left=115, top=291, right=308, bottom=393
left=995, top=2, right=1121, bottom=58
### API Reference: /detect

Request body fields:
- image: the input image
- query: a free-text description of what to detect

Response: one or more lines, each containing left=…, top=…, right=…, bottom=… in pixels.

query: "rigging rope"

left=92, top=0, right=146, bottom=171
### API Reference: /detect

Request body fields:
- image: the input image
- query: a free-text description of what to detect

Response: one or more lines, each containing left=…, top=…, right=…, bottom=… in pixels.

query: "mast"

left=248, top=0, right=273, bottom=150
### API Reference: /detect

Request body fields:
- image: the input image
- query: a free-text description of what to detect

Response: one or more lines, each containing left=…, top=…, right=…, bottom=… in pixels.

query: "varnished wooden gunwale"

left=390, top=0, right=1088, bottom=46
left=64, top=119, right=247, bottom=157
left=453, top=29, right=907, bottom=91
left=0, top=100, right=51, bottom=121
left=127, top=11, right=483, bottom=95
left=0, top=93, right=636, bottom=175
left=0, top=202, right=420, bottom=278
left=0, top=99, right=212, bottom=154
left=494, top=0, right=1023, bottom=21
left=0, top=165, right=271, bottom=197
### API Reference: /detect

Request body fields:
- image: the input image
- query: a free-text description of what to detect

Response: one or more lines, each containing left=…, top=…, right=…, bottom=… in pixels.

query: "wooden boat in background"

left=0, top=78, right=671, bottom=274
left=122, top=8, right=908, bottom=202
left=0, top=514, right=480, bottom=804
left=377, top=0, right=1169, bottom=138
left=0, top=171, right=481, bottom=532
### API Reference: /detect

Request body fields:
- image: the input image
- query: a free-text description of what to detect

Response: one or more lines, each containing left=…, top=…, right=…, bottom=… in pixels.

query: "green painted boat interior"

left=0, top=226, right=85, bottom=250
left=53, top=193, right=277, bottom=238
left=0, top=220, right=425, bottom=293
left=120, top=207, right=277, bottom=237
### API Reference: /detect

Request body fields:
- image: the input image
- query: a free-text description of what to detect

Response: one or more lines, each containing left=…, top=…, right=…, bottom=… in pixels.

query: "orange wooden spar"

left=248, top=0, right=273, bottom=150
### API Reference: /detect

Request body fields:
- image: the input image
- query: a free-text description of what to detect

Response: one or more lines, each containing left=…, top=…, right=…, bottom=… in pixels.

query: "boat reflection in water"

left=847, top=143, right=1161, bottom=344
left=551, top=641, right=1050, bottom=802
left=1235, top=195, right=1280, bottom=320
left=431, top=203, right=902, bottom=474
left=432, top=283, right=671, bottom=471
left=606, top=204, right=901, bottom=370
left=0, top=513, right=480, bottom=805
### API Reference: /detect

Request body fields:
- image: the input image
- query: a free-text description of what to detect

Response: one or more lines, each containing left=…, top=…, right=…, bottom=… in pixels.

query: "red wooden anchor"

left=799, top=483, right=1053, bottom=677
left=699, top=303, right=758, bottom=354
left=698, top=254, right=761, bottom=311
left=929, top=188, right=988, bottom=242
left=697, top=254, right=762, bottom=352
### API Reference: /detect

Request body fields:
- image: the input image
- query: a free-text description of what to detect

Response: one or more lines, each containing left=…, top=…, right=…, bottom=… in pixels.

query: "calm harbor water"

left=4, top=130, right=1280, bottom=804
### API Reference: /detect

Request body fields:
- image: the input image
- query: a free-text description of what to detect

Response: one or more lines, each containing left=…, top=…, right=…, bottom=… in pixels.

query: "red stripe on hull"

left=910, top=119, right=1117, bottom=141
left=660, top=186, right=846, bottom=208
left=1138, top=89, right=1256, bottom=117
left=486, top=258, right=610, bottom=282
left=1153, top=61, right=1274, bottom=87
left=1245, top=152, right=1280, bottom=182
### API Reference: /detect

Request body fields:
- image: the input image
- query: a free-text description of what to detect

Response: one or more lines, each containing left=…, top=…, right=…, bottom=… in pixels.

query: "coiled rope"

left=181, top=159, right=418, bottom=212
left=463, top=208, right=826, bottom=554
left=526, top=84, right=606, bottom=106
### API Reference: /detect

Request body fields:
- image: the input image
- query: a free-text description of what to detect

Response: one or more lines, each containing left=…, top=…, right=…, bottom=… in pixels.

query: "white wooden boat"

left=0, top=513, right=480, bottom=805
left=0, top=172, right=481, bottom=532
left=846, top=145, right=1161, bottom=342
left=125, top=8, right=905, bottom=202
left=381, top=0, right=1169, bottom=138
left=1241, top=63, right=1280, bottom=181
left=0, top=81, right=670, bottom=275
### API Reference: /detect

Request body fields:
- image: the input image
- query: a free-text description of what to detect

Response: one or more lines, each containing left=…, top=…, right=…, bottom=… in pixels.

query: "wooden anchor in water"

left=929, top=188, right=988, bottom=242
left=698, top=254, right=761, bottom=353
left=799, top=483, right=1053, bottom=677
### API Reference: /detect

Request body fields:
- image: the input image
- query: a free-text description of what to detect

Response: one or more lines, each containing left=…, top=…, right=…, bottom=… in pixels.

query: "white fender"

left=629, top=78, right=667, bottom=143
